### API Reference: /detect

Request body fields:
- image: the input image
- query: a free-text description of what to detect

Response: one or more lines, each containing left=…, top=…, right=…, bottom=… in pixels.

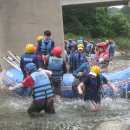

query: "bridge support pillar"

left=0, top=0, right=64, bottom=67
left=128, top=0, right=130, bottom=7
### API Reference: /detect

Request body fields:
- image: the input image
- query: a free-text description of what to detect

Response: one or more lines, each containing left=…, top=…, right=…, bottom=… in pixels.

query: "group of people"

left=64, top=38, right=116, bottom=73
left=7, top=31, right=118, bottom=116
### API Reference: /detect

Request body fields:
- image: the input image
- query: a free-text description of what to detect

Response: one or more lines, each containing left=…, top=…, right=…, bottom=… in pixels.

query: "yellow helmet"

left=77, top=44, right=84, bottom=48
left=36, top=36, right=44, bottom=42
left=90, top=66, right=101, bottom=75
left=25, top=43, right=34, bottom=53
left=105, top=40, right=109, bottom=44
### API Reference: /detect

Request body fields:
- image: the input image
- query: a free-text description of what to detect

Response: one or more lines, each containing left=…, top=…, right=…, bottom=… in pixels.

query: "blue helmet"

left=70, top=41, right=77, bottom=47
left=24, top=63, right=37, bottom=71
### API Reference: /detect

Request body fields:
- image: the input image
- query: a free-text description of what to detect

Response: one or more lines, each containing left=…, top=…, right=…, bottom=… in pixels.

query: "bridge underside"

left=62, top=0, right=128, bottom=7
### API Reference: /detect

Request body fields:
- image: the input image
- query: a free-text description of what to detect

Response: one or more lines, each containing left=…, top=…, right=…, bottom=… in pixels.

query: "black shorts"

left=27, top=100, right=55, bottom=116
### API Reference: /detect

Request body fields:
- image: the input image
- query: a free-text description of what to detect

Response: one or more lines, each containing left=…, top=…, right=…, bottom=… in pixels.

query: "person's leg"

left=27, top=101, right=46, bottom=117
left=44, top=100, right=55, bottom=114
left=52, top=78, right=61, bottom=96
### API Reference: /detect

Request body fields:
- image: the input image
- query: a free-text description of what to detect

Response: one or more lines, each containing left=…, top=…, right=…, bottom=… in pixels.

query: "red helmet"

left=109, top=40, right=113, bottom=44
left=64, top=40, right=67, bottom=44
left=52, top=47, right=62, bottom=56
left=98, top=42, right=106, bottom=48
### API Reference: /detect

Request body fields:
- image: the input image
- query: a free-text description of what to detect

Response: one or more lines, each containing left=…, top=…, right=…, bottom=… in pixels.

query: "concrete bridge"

left=62, top=0, right=129, bottom=6
left=0, top=0, right=129, bottom=67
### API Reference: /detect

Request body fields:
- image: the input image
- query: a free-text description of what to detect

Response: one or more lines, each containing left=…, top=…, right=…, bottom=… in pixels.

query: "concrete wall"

left=0, top=0, right=64, bottom=67
left=62, top=0, right=128, bottom=6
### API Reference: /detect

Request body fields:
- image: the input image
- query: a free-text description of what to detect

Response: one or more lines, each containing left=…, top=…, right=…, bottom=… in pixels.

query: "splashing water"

left=0, top=59, right=130, bottom=130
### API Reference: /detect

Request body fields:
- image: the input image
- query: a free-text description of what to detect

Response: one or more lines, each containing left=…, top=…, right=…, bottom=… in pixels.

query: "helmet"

left=90, top=66, right=101, bottom=75
left=97, top=42, right=106, bottom=50
left=77, top=44, right=84, bottom=48
left=24, top=63, right=37, bottom=71
left=25, top=43, right=34, bottom=54
left=64, top=40, right=67, bottom=44
left=109, top=40, right=113, bottom=44
left=52, top=47, right=62, bottom=56
left=105, top=40, right=109, bottom=43
left=37, top=36, right=44, bottom=42
left=70, top=41, right=77, bottom=47
left=77, top=44, right=84, bottom=50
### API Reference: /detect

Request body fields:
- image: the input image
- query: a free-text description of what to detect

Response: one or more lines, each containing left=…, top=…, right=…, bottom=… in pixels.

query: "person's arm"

left=78, top=82, right=84, bottom=94
left=8, top=83, right=23, bottom=91
left=102, top=75, right=118, bottom=92
left=8, top=76, right=34, bottom=91
left=107, top=81, right=118, bottom=92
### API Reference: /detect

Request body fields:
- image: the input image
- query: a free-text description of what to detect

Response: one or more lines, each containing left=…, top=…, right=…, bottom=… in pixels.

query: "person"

left=72, top=54, right=99, bottom=98
left=20, top=43, right=39, bottom=78
left=37, top=30, right=55, bottom=68
left=85, top=41, right=93, bottom=56
left=68, top=41, right=77, bottom=72
left=34, top=35, right=44, bottom=54
left=77, top=37, right=84, bottom=45
left=66, top=39, right=72, bottom=55
left=45, top=47, right=67, bottom=97
left=75, top=44, right=88, bottom=69
left=8, top=63, right=55, bottom=116
left=108, top=40, right=116, bottom=63
left=95, top=42, right=110, bottom=70
left=78, top=66, right=118, bottom=110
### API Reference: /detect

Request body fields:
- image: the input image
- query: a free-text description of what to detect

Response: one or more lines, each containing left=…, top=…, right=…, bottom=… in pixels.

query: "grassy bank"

left=64, top=33, right=130, bottom=51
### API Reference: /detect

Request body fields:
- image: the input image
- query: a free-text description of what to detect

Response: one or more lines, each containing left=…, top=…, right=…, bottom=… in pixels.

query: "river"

left=0, top=57, right=130, bottom=130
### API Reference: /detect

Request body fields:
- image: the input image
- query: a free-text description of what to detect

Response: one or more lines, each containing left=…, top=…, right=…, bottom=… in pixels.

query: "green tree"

left=110, top=13, right=130, bottom=37
left=121, top=6, right=130, bottom=22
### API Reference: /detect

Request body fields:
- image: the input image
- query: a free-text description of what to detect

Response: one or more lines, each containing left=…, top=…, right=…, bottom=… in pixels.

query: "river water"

left=1, top=58, right=130, bottom=130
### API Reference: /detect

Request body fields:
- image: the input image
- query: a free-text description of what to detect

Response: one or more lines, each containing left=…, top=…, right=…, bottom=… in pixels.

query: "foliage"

left=63, top=6, right=130, bottom=38
left=110, top=13, right=130, bottom=37
left=121, top=6, right=130, bottom=22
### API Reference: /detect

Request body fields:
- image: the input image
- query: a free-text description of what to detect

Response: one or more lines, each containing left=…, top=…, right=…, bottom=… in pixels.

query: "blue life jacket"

left=75, top=52, right=88, bottom=68
left=73, top=62, right=90, bottom=79
left=85, top=43, right=93, bottom=53
left=69, top=51, right=76, bottom=67
left=47, top=56, right=63, bottom=77
left=109, top=44, right=115, bottom=54
left=21, top=53, right=37, bottom=66
left=41, top=38, right=52, bottom=55
left=84, top=75, right=105, bottom=101
left=77, top=39, right=83, bottom=44
left=31, top=71, right=54, bottom=100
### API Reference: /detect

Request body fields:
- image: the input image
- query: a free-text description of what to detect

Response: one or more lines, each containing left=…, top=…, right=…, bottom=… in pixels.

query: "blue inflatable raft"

left=1, top=67, right=130, bottom=97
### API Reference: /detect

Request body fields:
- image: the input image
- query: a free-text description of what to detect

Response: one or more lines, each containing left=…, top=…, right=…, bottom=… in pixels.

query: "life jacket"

left=109, top=44, right=115, bottom=54
left=77, top=39, right=84, bottom=44
left=84, top=75, right=103, bottom=101
left=95, top=51, right=110, bottom=68
left=85, top=43, right=93, bottom=53
left=21, top=53, right=37, bottom=66
left=40, top=38, right=52, bottom=55
left=69, top=51, right=76, bottom=67
left=31, top=71, right=54, bottom=100
left=47, top=56, right=63, bottom=77
left=75, top=52, right=88, bottom=68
